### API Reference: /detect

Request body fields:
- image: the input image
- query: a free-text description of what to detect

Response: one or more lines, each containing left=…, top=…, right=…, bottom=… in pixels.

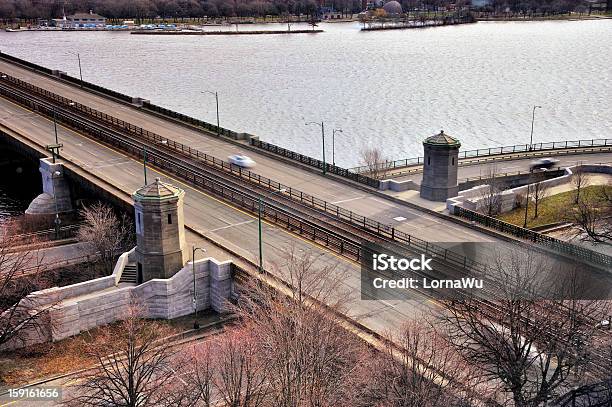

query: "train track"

left=1, top=74, right=610, bottom=376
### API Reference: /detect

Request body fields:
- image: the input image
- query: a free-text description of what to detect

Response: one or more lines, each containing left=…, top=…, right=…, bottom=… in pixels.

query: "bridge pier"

left=25, top=157, right=73, bottom=217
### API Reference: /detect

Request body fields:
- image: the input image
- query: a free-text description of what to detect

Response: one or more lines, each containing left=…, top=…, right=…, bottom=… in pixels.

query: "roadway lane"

left=0, top=96, right=434, bottom=342
left=457, top=152, right=612, bottom=181
left=0, top=59, right=498, bottom=244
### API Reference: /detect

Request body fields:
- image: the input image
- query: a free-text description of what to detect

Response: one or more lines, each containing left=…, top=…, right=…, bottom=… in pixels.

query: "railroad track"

left=1, top=75, right=610, bottom=375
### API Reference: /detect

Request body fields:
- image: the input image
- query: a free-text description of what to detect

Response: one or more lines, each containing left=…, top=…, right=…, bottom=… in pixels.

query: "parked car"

left=530, top=158, right=559, bottom=171
left=228, top=154, right=256, bottom=168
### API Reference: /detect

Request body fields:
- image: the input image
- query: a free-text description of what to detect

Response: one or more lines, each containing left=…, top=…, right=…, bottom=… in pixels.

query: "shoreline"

left=130, top=29, right=324, bottom=35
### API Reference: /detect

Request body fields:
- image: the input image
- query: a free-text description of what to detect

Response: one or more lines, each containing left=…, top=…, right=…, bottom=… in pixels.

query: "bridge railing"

left=453, top=206, right=612, bottom=268
left=250, top=138, right=381, bottom=188
left=348, top=138, right=612, bottom=174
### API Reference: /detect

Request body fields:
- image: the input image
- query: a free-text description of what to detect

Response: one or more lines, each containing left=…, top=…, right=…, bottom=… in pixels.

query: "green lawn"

left=497, top=185, right=611, bottom=229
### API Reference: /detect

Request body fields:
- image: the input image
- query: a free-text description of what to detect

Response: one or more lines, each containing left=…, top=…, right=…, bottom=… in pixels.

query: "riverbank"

left=131, top=29, right=323, bottom=35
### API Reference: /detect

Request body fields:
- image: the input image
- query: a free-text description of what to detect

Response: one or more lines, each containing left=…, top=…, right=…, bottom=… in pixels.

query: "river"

left=0, top=20, right=610, bottom=169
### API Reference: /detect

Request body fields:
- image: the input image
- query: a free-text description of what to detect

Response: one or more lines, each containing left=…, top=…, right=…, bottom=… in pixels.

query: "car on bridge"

left=530, top=157, right=560, bottom=171
left=228, top=154, right=256, bottom=168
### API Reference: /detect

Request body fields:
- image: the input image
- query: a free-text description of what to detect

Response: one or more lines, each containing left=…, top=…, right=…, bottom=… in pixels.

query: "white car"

left=228, top=154, right=256, bottom=168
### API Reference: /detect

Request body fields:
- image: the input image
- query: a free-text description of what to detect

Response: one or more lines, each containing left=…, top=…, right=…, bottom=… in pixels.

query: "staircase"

left=119, top=262, right=138, bottom=284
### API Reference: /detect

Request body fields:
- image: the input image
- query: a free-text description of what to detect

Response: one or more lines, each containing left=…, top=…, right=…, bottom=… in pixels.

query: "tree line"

left=2, top=0, right=608, bottom=22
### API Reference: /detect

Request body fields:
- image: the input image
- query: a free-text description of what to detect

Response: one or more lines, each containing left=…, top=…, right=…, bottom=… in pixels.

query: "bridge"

left=0, top=52, right=610, bottom=343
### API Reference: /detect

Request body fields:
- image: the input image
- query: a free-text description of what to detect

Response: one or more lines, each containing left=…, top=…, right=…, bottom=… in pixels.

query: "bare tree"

left=477, top=164, right=503, bottom=216
left=77, top=202, right=134, bottom=273
left=570, top=183, right=612, bottom=243
left=360, top=147, right=389, bottom=180
left=0, top=226, right=55, bottom=349
left=531, top=175, right=551, bottom=219
left=66, top=299, right=191, bottom=407
left=350, top=319, right=482, bottom=407
left=211, top=327, right=269, bottom=406
left=571, top=164, right=590, bottom=204
left=234, top=246, right=360, bottom=406
left=438, top=248, right=609, bottom=407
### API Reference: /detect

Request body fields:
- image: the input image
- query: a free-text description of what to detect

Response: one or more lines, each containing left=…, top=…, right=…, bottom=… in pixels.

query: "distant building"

left=471, top=0, right=492, bottom=7
left=66, top=11, right=106, bottom=28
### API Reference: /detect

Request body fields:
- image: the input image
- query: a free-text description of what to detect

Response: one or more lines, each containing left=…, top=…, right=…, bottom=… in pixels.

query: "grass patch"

left=497, top=185, right=611, bottom=228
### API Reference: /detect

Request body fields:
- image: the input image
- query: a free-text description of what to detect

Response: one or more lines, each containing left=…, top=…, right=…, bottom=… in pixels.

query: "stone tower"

left=420, top=130, right=461, bottom=201
left=133, top=178, right=186, bottom=283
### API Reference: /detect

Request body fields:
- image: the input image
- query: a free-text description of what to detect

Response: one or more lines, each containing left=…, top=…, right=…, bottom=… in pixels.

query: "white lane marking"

left=331, top=195, right=366, bottom=204
left=209, top=219, right=255, bottom=232
left=393, top=216, right=407, bottom=222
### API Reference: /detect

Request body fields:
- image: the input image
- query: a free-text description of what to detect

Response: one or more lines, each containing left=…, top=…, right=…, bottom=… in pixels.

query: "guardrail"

left=453, top=206, right=611, bottom=268
left=0, top=79, right=492, bottom=276
left=141, top=101, right=238, bottom=139
left=6, top=224, right=81, bottom=246
left=251, top=138, right=381, bottom=188
left=348, top=138, right=612, bottom=174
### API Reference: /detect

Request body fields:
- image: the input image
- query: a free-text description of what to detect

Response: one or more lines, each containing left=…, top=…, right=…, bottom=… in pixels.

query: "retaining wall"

left=1, top=255, right=234, bottom=350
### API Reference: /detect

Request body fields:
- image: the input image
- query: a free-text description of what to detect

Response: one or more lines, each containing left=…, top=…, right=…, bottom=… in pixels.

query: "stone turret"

left=420, top=130, right=461, bottom=201
left=133, top=178, right=186, bottom=283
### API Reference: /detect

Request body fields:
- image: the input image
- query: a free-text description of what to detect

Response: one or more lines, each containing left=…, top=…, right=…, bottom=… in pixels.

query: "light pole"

left=258, top=188, right=286, bottom=272
left=202, top=90, right=220, bottom=136
left=192, top=245, right=207, bottom=329
left=53, top=170, right=61, bottom=239
left=332, top=128, right=342, bottom=167
left=305, top=121, right=326, bottom=175
left=68, top=51, right=83, bottom=87
left=523, top=183, right=530, bottom=228
left=529, top=105, right=542, bottom=151
left=143, top=147, right=148, bottom=185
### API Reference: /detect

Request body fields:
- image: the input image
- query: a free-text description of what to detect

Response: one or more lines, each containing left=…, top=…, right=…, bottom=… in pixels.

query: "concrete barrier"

left=1, top=255, right=235, bottom=350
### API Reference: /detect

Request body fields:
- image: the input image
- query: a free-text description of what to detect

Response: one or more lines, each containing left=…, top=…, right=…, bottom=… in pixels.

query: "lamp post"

left=529, top=105, right=542, bottom=151
left=192, top=245, right=207, bottom=329
left=68, top=52, right=83, bottom=87
left=523, top=183, right=530, bottom=228
left=332, top=128, right=342, bottom=167
left=143, top=147, right=148, bottom=185
left=202, top=90, right=220, bottom=136
left=305, top=121, right=326, bottom=175
left=53, top=170, right=61, bottom=239
left=258, top=188, right=287, bottom=272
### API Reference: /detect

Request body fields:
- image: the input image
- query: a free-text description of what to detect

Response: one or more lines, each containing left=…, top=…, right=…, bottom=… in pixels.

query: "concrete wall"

left=1, top=255, right=234, bottom=350
left=447, top=164, right=612, bottom=214
left=378, top=178, right=419, bottom=192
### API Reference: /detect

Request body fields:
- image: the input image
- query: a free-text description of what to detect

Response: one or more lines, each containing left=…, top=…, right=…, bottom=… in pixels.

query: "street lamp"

left=523, top=183, right=530, bottom=228
left=192, top=245, right=207, bottom=329
left=529, top=105, right=542, bottom=151
left=201, top=90, right=220, bottom=136
left=305, top=121, right=326, bottom=175
left=68, top=51, right=83, bottom=87
left=332, top=128, right=343, bottom=167
left=258, top=188, right=287, bottom=272
left=53, top=170, right=61, bottom=239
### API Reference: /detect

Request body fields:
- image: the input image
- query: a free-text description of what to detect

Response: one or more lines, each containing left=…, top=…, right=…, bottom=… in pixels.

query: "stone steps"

left=120, top=263, right=137, bottom=284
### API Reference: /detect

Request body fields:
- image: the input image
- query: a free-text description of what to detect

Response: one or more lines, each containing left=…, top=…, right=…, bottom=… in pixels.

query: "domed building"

left=382, top=0, right=402, bottom=15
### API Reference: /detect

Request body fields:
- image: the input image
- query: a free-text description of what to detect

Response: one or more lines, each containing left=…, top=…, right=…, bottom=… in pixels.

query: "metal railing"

left=349, top=138, right=612, bottom=174
left=6, top=224, right=81, bottom=246
left=251, top=138, right=381, bottom=188
left=453, top=206, right=612, bottom=268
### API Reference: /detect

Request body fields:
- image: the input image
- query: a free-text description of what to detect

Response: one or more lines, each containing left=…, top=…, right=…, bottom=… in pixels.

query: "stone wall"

left=1, top=255, right=234, bottom=350
left=447, top=164, right=612, bottom=214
